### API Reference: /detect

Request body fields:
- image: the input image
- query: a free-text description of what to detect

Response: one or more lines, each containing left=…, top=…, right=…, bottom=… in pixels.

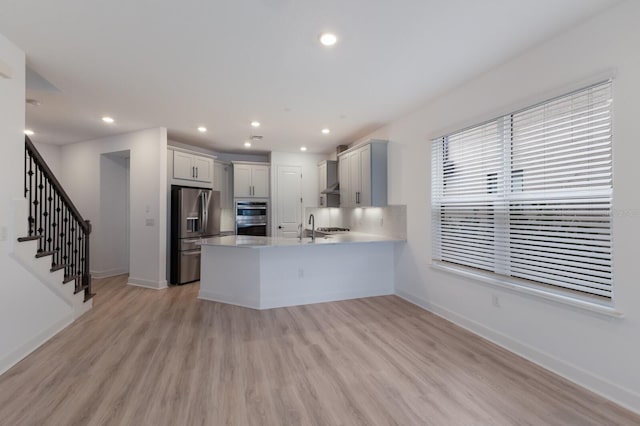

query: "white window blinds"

left=431, top=81, right=613, bottom=299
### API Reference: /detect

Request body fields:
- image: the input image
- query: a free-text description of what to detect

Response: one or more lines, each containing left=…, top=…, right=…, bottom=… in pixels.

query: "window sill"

left=430, top=262, right=623, bottom=319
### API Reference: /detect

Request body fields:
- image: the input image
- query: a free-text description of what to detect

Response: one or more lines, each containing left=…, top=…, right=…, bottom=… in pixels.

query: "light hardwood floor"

left=0, top=275, right=638, bottom=425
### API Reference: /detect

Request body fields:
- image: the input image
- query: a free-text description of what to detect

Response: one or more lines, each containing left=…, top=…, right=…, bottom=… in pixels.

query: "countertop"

left=198, top=232, right=405, bottom=248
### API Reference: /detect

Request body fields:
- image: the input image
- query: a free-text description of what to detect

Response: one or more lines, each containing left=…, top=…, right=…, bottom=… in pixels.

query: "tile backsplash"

left=304, top=205, right=407, bottom=239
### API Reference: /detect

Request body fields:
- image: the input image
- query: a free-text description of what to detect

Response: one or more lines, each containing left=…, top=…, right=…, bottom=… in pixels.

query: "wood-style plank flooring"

left=0, top=275, right=638, bottom=425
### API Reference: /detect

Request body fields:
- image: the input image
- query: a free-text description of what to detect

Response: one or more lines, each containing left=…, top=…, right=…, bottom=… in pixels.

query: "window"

left=431, top=81, right=613, bottom=301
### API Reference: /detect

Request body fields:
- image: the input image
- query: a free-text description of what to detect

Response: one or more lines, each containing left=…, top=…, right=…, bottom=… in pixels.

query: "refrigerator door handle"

left=200, top=192, right=208, bottom=234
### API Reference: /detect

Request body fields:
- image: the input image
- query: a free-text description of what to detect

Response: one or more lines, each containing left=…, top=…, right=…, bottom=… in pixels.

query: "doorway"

left=96, top=151, right=130, bottom=278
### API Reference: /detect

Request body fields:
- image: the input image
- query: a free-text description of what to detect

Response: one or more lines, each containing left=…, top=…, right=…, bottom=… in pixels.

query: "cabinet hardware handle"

left=196, top=167, right=198, bottom=178
left=320, top=196, right=323, bottom=206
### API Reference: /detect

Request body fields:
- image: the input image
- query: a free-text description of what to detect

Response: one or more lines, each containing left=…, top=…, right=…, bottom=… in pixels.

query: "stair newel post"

left=83, top=220, right=92, bottom=299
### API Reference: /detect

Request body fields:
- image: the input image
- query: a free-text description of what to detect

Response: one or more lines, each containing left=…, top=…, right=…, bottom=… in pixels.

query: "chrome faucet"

left=308, top=214, right=315, bottom=241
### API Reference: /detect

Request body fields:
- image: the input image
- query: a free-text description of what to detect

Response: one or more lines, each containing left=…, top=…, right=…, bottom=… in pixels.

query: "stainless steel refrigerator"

left=170, top=186, right=221, bottom=284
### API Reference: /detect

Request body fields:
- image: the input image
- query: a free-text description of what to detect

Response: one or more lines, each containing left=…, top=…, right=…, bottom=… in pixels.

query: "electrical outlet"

left=492, top=294, right=501, bottom=308
left=145, top=218, right=155, bottom=226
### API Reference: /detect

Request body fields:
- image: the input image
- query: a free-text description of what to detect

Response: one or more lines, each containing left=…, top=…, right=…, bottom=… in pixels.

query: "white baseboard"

left=199, top=288, right=394, bottom=310
left=127, top=277, right=168, bottom=290
left=395, top=289, right=640, bottom=415
left=260, top=287, right=394, bottom=310
left=91, top=268, right=129, bottom=279
left=0, top=314, right=73, bottom=376
left=198, top=289, right=259, bottom=310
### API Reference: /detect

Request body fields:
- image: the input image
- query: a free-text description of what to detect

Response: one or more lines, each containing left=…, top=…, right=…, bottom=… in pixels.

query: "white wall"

left=0, top=33, right=74, bottom=375
left=96, top=153, right=130, bottom=278
left=33, top=142, right=62, bottom=177
left=361, top=0, right=640, bottom=412
left=61, top=128, right=168, bottom=289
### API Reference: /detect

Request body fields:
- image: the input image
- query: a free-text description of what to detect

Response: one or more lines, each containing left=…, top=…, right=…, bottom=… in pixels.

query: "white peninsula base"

left=198, top=236, right=398, bottom=310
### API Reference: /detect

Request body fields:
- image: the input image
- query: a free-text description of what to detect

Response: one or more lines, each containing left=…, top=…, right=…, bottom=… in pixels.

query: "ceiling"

left=0, top=0, right=621, bottom=154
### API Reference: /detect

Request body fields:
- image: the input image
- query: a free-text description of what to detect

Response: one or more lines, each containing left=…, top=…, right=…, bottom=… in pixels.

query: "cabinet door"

left=318, top=163, right=327, bottom=207
left=193, top=156, right=213, bottom=183
left=339, top=155, right=351, bottom=208
left=173, top=151, right=195, bottom=180
left=251, top=165, right=270, bottom=198
left=349, top=151, right=361, bottom=206
left=358, top=145, right=372, bottom=206
left=234, top=164, right=252, bottom=197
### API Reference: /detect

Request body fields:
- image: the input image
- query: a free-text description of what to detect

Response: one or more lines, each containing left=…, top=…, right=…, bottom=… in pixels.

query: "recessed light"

left=102, top=116, right=115, bottom=124
left=250, top=121, right=260, bottom=128
left=321, top=128, right=331, bottom=135
left=319, top=33, right=338, bottom=47
left=244, top=142, right=252, bottom=148
left=300, top=146, right=307, bottom=152
left=24, top=129, right=34, bottom=136
left=197, top=126, right=207, bottom=133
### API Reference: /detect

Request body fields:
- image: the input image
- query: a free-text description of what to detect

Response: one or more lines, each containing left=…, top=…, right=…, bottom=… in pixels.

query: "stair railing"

left=24, top=136, right=92, bottom=300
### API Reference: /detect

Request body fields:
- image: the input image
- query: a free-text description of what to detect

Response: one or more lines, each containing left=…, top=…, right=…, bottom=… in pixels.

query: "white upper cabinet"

left=172, top=150, right=214, bottom=184
left=233, top=162, right=270, bottom=198
left=338, top=140, right=387, bottom=208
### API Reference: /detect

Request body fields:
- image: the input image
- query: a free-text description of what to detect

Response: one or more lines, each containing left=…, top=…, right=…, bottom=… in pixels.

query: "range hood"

left=321, top=182, right=340, bottom=195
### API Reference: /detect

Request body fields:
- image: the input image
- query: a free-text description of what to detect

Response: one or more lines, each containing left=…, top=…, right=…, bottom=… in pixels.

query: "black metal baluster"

left=28, top=154, right=34, bottom=236
left=36, top=166, right=42, bottom=251
left=63, top=206, right=69, bottom=277
left=53, top=191, right=59, bottom=267
left=48, top=179, right=53, bottom=257
left=68, top=209, right=72, bottom=279
left=73, top=219, right=78, bottom=281
left=44, top=177, right=50, bottom=256
left=24, top=145, right=27, bottom=198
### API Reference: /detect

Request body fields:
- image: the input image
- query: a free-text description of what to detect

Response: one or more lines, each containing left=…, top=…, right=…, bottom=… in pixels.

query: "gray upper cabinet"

left=338, top=140, right=387, bottom=208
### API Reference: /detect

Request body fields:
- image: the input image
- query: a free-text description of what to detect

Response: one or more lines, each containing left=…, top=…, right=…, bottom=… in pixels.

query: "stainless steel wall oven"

left=235, top=200, right=268, bottom=236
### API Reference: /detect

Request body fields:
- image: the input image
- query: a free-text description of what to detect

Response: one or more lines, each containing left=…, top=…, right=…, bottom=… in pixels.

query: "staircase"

left=14, top=137, right=94, bottom=313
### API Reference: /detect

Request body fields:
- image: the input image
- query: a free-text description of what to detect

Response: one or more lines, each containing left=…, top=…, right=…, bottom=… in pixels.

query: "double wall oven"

left=235, top=200, right=268, bottom=236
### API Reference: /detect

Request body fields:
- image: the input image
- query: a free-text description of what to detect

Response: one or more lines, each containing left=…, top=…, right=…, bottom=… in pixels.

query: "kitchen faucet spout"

left=308, top=214, right=315, bottom=241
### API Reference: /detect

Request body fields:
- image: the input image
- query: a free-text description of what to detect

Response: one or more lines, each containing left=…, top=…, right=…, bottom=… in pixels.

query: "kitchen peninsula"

left=198, top=233, right=403, bottom=309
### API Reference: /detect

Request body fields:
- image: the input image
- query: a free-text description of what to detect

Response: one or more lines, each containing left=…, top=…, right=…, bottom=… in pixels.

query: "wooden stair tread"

left=84, top=292, right=96, bottom=303
left=63, top=274, right=79, bottom=284
left=35, top=250, right=57, bottom=258
left=74, top=284, right=89, bottom=295
left=17, top=236, right=43, bottom=242
left=50, top=264, right=67, bottom=273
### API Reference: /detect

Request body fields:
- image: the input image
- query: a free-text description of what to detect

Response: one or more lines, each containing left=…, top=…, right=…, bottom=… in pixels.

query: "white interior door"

left=276, top=165, right=302, bottom=238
